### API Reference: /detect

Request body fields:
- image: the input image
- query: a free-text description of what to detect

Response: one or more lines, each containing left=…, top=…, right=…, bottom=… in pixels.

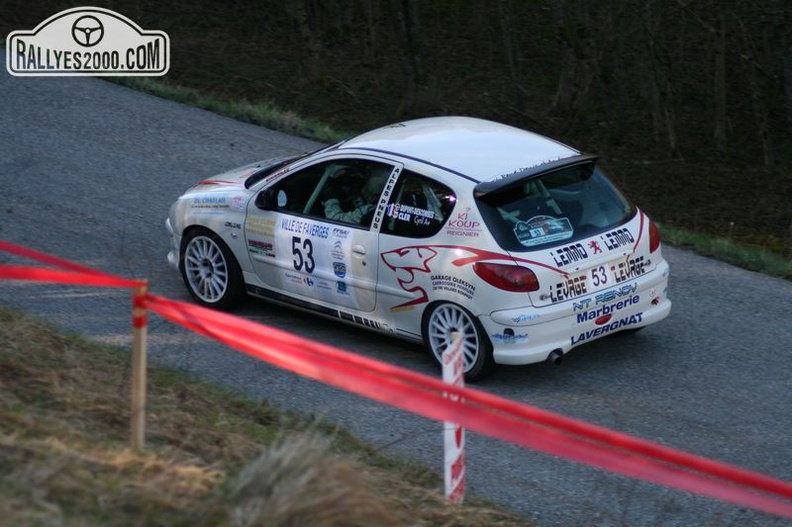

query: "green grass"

left=109, top=77, right=352, bottom=143
left=659, top=224, right=792, bottom=280
left=0, top=306, right=534, bottom=526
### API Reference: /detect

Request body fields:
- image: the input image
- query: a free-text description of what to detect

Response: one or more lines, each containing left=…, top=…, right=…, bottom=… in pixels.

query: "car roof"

left=338, top=116, right=580, bottom=182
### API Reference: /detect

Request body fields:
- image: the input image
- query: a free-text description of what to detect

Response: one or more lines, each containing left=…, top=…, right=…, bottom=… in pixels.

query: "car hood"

left=183, top=161, right=267, bottom=194
left=183, top=156, right=296, bottom=195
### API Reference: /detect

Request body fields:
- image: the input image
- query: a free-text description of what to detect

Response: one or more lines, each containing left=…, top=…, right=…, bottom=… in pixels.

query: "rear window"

left=476, top=162, right=635, bottom=251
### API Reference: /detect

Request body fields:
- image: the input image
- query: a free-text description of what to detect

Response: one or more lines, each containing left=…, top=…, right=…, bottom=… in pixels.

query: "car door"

left=377, top=169, right=459, bottom=312
left=244, top=156, right=399, bottom=313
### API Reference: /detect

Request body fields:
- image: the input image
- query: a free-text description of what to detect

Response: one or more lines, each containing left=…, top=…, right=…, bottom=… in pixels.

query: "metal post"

left=443, top=331, right=466, bottom=503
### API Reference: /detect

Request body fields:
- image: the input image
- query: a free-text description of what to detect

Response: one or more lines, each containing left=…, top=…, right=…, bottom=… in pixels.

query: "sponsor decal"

left=511, top=313, right=539, bottom=323
left=190, top=195, right=230, bottom=214
left=601, top=227, right=635, bottom=251
left=573, top=283, right=638, bottom=311
left=331, top=227, right=349, bottom=239
left=551, top=243, right=589, bottom=267
left=515, top=215, right=573, bottom=247
left=331, top=240, right=345, bottom=261
left=571, top=313, right=643, bottom=345
left=247, top=239, right=275, bottom=258
left=283, top=271, right=303, bottom=286
left=246, top=217, right=276, bottom=237
left=280, top=218, right=329, bottom=239
left=194, top=196, right=227, bottom=204
left=336, top=281, right=348, bottom=294
left=431, top=275, right=476, bottom=299
left=575, top=294, right=639, bottom=323
left=490, top=333, right=529, bottom=345
left=333, top=262, right=346, bottom=278
left=270, top=166, right=290, bottom=180
left=371, top=166, right=400, bottom=230
left=549, top=228, right=636, bottom=267
left=6, top=6, right=169, bottom=76
left=612, top=255, right=647, bottom=284
left=224, top=221, right=241, bottom=229
left=387, top=203, right=435, bottom=223
left=548, top=274, right=588, bottom=303
left=489, top=157, right=568, bottom=180
left=315, top=279, right=334, bottom=292
left=446, top=208, right=482, bottom=238
left=230, top=196, right=246, bottom=211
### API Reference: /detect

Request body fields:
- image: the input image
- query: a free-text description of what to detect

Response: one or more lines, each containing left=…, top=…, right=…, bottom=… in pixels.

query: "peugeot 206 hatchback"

left=167, top=116, right=671, bottom=381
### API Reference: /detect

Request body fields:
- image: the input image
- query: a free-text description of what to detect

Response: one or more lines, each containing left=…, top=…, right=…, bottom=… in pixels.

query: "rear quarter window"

left=381, top=171, right=456, bottom=238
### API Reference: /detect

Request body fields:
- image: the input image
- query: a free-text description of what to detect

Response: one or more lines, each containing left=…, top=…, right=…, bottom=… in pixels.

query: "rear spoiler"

left=473, top=153, right=600, bottom=199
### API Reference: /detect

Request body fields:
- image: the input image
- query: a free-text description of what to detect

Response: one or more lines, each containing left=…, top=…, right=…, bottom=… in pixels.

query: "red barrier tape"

left=2, top=239, right=791, bottom=518
left=144, top=293, right=792, bottom=518
left=0, top=240, right=111, bottom=276
left=0, top=265, right=143, bottom=289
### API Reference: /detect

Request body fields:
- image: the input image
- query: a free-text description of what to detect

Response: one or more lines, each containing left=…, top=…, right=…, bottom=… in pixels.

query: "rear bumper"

left=483, top=261, right=671, bottom=365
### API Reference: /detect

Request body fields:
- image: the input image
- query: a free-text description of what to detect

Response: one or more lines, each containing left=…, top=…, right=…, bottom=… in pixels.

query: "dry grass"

left=0, top=306, right=534, bottom=526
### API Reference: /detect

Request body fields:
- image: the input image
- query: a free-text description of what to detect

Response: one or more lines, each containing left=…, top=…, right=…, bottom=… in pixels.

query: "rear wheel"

left=180, top=228, right=246, bottom=309
left=423, top=302, right=495, bottom=382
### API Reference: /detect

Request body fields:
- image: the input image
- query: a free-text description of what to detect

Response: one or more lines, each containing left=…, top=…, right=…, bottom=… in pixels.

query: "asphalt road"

left=1, top=62, right=791, bottom=527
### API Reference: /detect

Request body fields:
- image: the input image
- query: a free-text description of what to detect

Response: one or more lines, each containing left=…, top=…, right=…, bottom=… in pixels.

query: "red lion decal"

left=380, top=245, right=564, bottom=310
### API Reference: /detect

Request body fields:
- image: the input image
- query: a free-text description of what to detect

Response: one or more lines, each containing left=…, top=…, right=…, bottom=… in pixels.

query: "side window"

left=271, top=161, right=328, bottom=216
left=381, top=171, right=455, bottom=238
left=271, top=159, right=394, bottom=227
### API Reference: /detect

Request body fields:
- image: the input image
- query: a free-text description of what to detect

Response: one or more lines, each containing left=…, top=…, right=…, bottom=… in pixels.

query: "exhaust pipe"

left=547, top=349, right=564, bottom=365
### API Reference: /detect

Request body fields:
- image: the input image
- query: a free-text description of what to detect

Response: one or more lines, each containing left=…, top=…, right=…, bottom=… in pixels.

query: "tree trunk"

left=713, top=14, right=728, bottom=153
left=292, top=0, right=323, bottom=83
left=498, top=0, right=525, bottom=112
left=550, top=0, right=596, bottom=120
left=642, top=0, right=677, bottom=154
left=395, top=0, right=423, bottom=114
left=362, top=0, right=381, bottom=63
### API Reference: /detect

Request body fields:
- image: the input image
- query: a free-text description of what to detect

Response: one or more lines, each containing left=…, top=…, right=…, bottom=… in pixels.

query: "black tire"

left=422, top=302, right=496, bottom=382
left=180, top=228, right=246, bottom=310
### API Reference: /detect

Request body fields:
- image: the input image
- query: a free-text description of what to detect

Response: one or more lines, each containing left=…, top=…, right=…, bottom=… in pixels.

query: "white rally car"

left=166, top=117, right=671, bottom=381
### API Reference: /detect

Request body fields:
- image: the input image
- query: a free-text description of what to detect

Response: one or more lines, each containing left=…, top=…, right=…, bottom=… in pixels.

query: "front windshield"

left=476, top=162, right=635, bottom=252
left=244, top=142, right=343, bottom=189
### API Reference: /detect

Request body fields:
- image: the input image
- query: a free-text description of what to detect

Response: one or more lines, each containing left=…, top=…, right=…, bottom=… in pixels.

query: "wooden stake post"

left=130, top=282, right=149, bottom=450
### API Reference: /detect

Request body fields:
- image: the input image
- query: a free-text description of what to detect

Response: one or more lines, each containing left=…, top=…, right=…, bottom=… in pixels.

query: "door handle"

left=352, top=244, right=366, bottom=255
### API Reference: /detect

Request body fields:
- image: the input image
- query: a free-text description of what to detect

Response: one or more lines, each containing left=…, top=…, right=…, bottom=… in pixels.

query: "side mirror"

left=255, top=187, right=277, bottom=210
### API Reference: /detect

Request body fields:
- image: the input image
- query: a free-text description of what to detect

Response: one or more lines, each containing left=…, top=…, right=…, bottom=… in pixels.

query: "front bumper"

left=482, top=260, right=671, bottom=365
left=165, top=217, right=181, bottom=270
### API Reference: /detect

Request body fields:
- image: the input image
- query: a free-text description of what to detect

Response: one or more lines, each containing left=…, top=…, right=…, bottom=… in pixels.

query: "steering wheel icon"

left=72, top=15, right=104, bottom=47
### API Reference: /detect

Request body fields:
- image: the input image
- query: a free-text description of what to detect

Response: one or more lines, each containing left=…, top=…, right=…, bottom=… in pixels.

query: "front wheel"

left=423, top=302, right=495, bottom=382
left=180, top=228, right=246, bottom=310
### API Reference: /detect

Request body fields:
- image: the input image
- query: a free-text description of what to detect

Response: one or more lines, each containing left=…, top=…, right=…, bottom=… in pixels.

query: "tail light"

left=649, top=220, right=661, bottom=253
left=473, top=262, right=539, bottom=292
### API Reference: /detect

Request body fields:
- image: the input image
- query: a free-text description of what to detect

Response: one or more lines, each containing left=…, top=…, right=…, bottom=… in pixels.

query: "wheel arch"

left=179, top=224, right=216, bottom=271
left=420, top=299, right=496, bottom=382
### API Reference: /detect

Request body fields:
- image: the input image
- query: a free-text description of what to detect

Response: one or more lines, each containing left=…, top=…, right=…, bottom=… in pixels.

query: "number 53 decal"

left=590, top=265, right=609, bottom=287
left=292, top=236, right=315, bottom=273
